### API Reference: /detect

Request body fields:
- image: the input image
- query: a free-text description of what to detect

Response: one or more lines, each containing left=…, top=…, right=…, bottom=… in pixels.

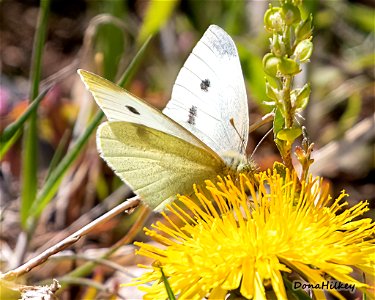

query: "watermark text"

left=293, top=280, right=355, bottom=293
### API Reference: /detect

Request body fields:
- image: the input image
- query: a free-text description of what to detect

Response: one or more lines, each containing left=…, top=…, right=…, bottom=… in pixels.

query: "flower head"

left=129, top=170, right=375, bottom=300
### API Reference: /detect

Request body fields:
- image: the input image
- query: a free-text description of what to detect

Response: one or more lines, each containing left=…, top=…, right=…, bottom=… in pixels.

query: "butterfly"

left=78, top=25, right=253, bottom=211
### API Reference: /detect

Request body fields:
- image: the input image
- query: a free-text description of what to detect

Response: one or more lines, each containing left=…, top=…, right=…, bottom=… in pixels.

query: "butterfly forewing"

left=78, top=69, right=218, bottom=155
left=163, top=25, right=249, bottom=157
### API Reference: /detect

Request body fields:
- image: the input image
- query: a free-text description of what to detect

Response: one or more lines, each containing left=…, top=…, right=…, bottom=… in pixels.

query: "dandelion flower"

left=129, top=170, right=375, bottom=300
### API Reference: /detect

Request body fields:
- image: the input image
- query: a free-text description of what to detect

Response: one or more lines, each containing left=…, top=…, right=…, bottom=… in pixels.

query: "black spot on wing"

left=125, top=105, right=140, bottom=115
left=187, top=105, right=197, bottom=125
left=200, top=79, right=210, bottom=92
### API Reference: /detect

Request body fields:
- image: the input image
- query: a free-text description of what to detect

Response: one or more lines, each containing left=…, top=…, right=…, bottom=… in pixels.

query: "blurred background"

left=0, top=0, right=374, bottom=299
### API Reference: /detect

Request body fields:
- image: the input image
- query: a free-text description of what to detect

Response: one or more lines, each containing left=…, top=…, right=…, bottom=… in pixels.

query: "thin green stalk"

left=45, top=130, right=71, bottom=181
left=20, top=0, right=50, bottom=228
left=118, top=35, right=152, bottom=88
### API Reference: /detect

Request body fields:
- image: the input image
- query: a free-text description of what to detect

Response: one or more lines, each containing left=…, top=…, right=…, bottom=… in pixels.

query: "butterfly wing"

left=163, top=25, right=249, bottom=157
left=78, top=25, right=248, bottom=210
left=78, top=69, right=215, bottom=154
left=97, top=121, right=226, bottom=211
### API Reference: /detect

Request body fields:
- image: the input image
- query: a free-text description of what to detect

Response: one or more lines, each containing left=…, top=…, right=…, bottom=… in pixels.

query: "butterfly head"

left=222, top=151, right=257, bottom=177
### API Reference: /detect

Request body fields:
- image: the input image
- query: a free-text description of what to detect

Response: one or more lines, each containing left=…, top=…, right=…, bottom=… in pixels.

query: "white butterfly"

left=78, top=25, right=252, bottom=211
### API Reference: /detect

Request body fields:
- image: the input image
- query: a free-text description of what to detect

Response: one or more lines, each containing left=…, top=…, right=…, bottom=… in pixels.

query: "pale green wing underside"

left=97, top=121, right=226, bottom=211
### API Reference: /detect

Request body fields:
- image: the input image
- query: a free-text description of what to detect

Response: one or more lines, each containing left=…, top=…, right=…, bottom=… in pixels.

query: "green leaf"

left=277, top=127, right=302, bottom=143
left=295, top=13, right=313, bottom=42
left=265, top=81, right=278, bottom=102
left=294, top=83, right=311, bottom=110
left=137, top=0, right=178, bottom=45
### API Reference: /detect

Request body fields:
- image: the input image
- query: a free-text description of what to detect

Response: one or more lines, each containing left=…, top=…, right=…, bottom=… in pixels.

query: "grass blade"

left=0, top=88, right=49, bottom=144
left=44, top=130, right=70, bottom=181
left=118, top=35, right=152, bottom=88
left=0, top=129, right=22, bottom=160
left=20, top=0, right=50, bottom=228
left=160, top=267, right=176, bottom=300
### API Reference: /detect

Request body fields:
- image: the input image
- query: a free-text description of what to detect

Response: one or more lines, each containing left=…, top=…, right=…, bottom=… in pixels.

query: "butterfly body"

left=79, top=25, right=252, bottom=211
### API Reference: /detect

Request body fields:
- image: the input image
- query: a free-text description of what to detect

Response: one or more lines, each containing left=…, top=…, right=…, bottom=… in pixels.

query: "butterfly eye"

left=200, top=79, right=210, bottom=92
left=187, top=105, right=198, bottom=125
left=126, top=105, right=140, bottom=115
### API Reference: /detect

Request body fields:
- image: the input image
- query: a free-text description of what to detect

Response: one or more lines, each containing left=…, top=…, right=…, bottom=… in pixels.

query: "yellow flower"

left=128, top=170, right=375, bottom=300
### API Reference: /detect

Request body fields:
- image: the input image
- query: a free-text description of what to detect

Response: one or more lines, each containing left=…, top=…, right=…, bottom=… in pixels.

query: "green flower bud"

left=294, top=39, right=313, bottom=62
left=278, top=57, right=300, bottom=75
left=282, top=3, right=301, bottom=25
left=296, top=14, right=313, bottom=41
left=264, top=6, right=284, bottom=32
left=263, top=53, right=281, bottom=77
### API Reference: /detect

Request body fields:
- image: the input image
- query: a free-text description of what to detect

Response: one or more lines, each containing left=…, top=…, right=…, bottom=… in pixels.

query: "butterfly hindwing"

left=97, top=121, right=226, bottom=210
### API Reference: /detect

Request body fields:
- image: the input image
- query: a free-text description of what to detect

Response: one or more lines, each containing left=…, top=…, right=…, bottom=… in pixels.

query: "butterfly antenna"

left=230, top=118, right=247, bottom=153
left=250, top=127, right=273, bottom=160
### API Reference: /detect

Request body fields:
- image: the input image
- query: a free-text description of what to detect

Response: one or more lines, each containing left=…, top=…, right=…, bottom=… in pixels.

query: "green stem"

left=280, top=75, right=294, bottom=171
left=282, top=75, right=293, bottom=128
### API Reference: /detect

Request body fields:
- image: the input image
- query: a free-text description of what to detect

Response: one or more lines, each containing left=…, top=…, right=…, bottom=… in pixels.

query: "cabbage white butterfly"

left=78, top=25, right=252, bottom=211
